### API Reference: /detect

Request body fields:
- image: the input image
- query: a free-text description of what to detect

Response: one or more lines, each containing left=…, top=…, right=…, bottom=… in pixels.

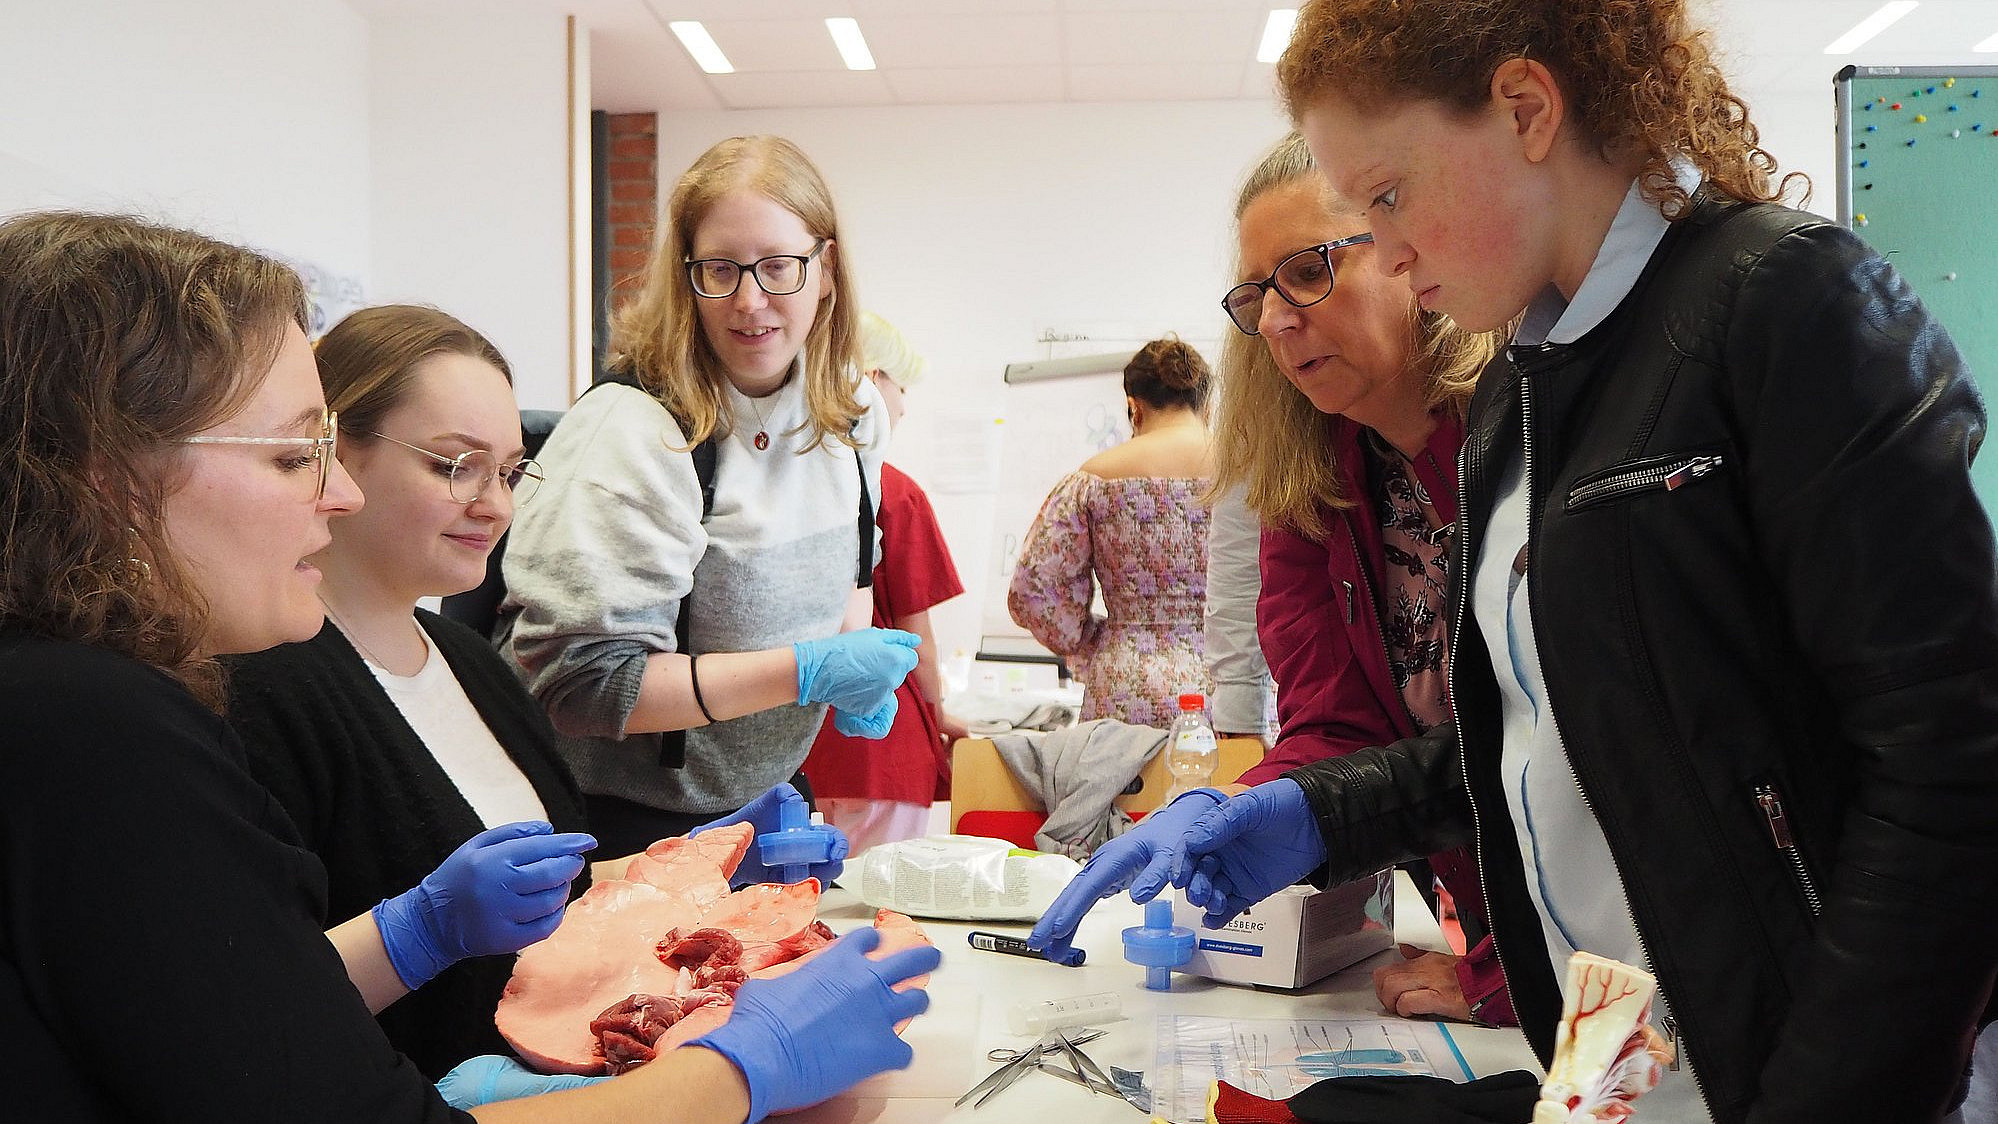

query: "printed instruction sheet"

left=1153, top=1014, right=1473, bottom=1121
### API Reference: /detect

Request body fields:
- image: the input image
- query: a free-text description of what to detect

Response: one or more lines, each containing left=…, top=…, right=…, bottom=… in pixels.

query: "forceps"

left=960, top=1027, right=1130, bottom=1109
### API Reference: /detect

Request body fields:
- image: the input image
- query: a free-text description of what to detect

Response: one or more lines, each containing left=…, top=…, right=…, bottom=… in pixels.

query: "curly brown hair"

left=1277, top=0, right=1806, bottom=217
left=0, top=212, right=306, bottom=708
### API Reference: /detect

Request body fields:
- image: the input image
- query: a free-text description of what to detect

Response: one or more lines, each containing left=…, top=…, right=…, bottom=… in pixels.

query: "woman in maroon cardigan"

left=1033, top=133, right=1514, bottom=1026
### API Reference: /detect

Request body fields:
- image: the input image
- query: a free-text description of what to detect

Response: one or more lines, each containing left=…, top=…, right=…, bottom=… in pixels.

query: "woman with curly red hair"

left=1145, top=2, right=1995, bottom=1121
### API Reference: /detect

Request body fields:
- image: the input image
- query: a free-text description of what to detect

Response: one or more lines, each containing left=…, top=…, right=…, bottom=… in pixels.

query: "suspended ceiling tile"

left=864, top=14, right=1066, bottom=69
left=1068, top=62, right=1249, bottom=103
left=708, top=68, right=897, bottom=109
left=883, top=65, right=1068, bottom=104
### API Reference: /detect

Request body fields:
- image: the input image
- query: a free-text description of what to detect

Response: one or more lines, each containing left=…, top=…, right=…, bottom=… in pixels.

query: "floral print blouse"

left=1007, top=471, right=1211, bottom=728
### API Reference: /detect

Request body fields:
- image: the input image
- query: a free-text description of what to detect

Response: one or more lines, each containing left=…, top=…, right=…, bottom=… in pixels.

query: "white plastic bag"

left=854, top=834, right=1080, bottom=921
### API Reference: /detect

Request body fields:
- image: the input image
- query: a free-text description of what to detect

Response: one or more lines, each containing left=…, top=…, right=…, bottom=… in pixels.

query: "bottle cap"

left=1178, top=692, right=1206, bottom=710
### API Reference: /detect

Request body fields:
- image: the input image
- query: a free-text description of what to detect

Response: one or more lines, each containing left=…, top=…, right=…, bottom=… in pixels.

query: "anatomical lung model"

left=496, top=822, right=931, bottom=1075
left=1532, top=951, right=1674, bottom=1123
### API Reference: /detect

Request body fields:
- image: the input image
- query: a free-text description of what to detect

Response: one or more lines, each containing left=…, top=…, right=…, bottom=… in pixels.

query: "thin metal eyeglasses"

left=182, top=408, right=339, bottom=500
left=685, top=237, right=829, bottom=299
left=1221, top=232, right=1376, bottom=336
left=368, top=432, right=544, bottom=505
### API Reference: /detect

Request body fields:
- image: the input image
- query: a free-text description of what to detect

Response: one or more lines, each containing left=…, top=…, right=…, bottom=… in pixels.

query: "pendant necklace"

left=741, top=381, right=784, bottom=451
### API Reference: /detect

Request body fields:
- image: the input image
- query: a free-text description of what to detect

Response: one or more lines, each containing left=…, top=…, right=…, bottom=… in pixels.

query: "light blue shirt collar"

left=1513, top=159, right=1703, bottom=347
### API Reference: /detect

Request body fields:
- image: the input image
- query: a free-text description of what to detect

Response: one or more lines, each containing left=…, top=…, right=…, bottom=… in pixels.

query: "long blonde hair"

left=606, top=135, right=864, bottom=450
left=1209, top=135, right=1495, bottom=540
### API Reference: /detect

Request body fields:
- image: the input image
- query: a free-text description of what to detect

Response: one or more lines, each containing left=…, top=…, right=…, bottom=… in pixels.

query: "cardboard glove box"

left=1172, top=871, right=1394, bottom=989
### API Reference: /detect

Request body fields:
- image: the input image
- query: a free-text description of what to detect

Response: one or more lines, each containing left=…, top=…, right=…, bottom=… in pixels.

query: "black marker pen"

left=966, top=930, right=1086, bottom=967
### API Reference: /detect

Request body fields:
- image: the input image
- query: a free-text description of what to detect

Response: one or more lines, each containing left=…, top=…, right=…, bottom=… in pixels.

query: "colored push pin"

left=1926, top=86, right=1936, bottom=94
left=1915, top=114, right=1928, bottom=123
left=755, top=798, right=841, bottom=885
left=1891, top=103, right=1903, bottom=110
left=1864, top=182, right=1874, bottom=189
left=1856, top=213, right=1869, bottom=226
left=1946, top=77, right=1957, bottom=88
left=1954, top=130, right=1963, bottom=139
left=1907, top=139, right=1918, bottom=147
left=1945, top=272, right=1959, bottom=282
left=1859, top=160, right=1870, bottom=168
left=1123, top=897, right=1195, bottom=990
left=1877, top=96, right=1887, bottom=104
left=1949, top=105, right=1960, bottom=112
left=1866, top=125, right=1878, bottom=132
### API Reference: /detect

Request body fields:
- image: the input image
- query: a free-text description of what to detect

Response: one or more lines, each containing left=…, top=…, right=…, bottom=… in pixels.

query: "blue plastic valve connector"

left=1122, top=896, right=1196, bottom=990
left=756, top=797, right=839, bottom=884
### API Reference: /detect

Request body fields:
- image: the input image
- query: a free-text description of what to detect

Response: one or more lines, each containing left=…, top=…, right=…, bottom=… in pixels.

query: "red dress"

left=803, top=464, right=965, bottom=804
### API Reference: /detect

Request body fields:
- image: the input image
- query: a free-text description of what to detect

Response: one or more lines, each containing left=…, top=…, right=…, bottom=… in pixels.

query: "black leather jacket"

left=1286, top=194, right=1998, bottom=1123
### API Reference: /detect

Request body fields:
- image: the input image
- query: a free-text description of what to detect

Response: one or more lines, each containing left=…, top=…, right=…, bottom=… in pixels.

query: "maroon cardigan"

left=1239, top=412, right=1514, bottom=1026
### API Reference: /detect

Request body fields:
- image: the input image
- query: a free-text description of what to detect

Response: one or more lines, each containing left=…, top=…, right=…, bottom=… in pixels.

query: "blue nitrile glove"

left=690, top=926, right=941, bottom=1122
left=435, top=1055, right=608, bottom=1109
left=372, top=820, right=597, bottom=990
left=690, top=782, right=851, bottom=886
left=1177, top=778, right=1326, bottom=929
left=831, top=694, right=898, bottom=739
left=1024, top=787, right=1225, bottom=962
left=794, top=628, right=920, bottom=717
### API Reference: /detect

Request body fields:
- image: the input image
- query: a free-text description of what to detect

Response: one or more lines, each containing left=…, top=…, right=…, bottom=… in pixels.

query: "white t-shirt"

left=367, top=641, right=550, bottom=830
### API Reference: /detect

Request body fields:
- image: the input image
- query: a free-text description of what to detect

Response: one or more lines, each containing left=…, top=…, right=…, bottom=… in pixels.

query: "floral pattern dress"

left=1007, top=471, right=1211, bottom=728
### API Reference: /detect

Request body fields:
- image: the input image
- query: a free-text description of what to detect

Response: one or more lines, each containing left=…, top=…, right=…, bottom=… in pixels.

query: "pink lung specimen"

left=498, top=823, right=928, bottom=1078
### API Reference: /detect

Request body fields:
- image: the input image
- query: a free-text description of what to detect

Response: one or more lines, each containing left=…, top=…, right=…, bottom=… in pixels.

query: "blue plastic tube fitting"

left=1122, top=897, right=1195, bottom=990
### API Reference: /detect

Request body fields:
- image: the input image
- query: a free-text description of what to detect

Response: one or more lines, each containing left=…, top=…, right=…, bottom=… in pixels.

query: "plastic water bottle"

left=1163, top=692, right=1219, bottom=803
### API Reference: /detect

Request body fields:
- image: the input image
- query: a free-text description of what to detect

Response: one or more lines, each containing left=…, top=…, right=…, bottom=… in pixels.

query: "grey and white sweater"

left=499, top=367, right=887, bottom=815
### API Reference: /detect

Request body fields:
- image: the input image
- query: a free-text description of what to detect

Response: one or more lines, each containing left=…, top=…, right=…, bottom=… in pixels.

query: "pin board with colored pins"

left=1836, top=65, right=1998, bottom=513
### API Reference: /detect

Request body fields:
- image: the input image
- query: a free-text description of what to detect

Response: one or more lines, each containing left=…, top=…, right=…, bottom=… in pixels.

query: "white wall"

left=658, top=101, right=1289, bottom=663
left=367, top=2, right=578, bottom=410
left=0, top=0, right=370, bottom=281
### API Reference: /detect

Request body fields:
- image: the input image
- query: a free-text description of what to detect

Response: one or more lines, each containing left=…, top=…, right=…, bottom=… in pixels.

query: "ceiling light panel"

left=826, top=18, right=877, bottom=70
left=1257, top=9, right=1298, bottom=64
left=1823, top=1, right=1920, bottom=55
left=668, top=20, right=734, bottom=74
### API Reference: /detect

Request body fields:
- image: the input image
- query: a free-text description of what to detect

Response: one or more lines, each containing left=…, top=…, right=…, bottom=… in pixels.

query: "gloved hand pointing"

left=1179, top=778, right=1326, bottom=929
left=794, top=628, right=919, bottom=736
left=373, top=820, right=597, bottom=990
left=691, top=782, right=850, bottom=887
left=691, top=926, right=941, bottom=1121
left=1025, top=787, right=1225, bottom=962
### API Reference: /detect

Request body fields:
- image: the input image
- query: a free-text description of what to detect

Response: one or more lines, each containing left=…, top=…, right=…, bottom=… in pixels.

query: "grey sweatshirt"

left=499, top=370, right=886, bottom=815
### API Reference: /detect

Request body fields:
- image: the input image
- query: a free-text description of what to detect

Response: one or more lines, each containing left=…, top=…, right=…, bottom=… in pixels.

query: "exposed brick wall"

left=604, top=112, right=657, bottom=307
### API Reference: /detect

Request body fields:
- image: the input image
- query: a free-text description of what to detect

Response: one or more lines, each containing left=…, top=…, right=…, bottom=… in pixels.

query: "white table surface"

left=789, top=871, right=1542, bottom=1123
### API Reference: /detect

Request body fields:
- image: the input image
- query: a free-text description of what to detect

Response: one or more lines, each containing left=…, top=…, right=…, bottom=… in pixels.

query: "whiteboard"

left=1835, top=65, right=1998, bottom=512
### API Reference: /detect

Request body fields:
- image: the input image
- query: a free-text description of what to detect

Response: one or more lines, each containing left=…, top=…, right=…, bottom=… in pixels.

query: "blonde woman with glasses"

left=498, top=135, right=917, bottom=853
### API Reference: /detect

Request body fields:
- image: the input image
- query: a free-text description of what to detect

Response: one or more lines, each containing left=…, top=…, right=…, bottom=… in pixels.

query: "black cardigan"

left=224, top=610, right=589, bottom=1079
left=0, top=630, right=469, bottom=1122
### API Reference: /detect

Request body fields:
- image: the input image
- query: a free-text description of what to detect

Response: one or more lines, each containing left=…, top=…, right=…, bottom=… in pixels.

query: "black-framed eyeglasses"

left=182, top=408, right=339, bottom=501
left=685, top=238, right=829, bottom=299
left=1221, top=232, right=1376, bottom=336
left=368, top=432, right=544, bottom=505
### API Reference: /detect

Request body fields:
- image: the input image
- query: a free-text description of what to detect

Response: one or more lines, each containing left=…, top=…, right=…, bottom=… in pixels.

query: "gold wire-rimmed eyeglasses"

left=367, top=431, right=544, bottom=505
left=182, top=408, right=339, bottom=500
